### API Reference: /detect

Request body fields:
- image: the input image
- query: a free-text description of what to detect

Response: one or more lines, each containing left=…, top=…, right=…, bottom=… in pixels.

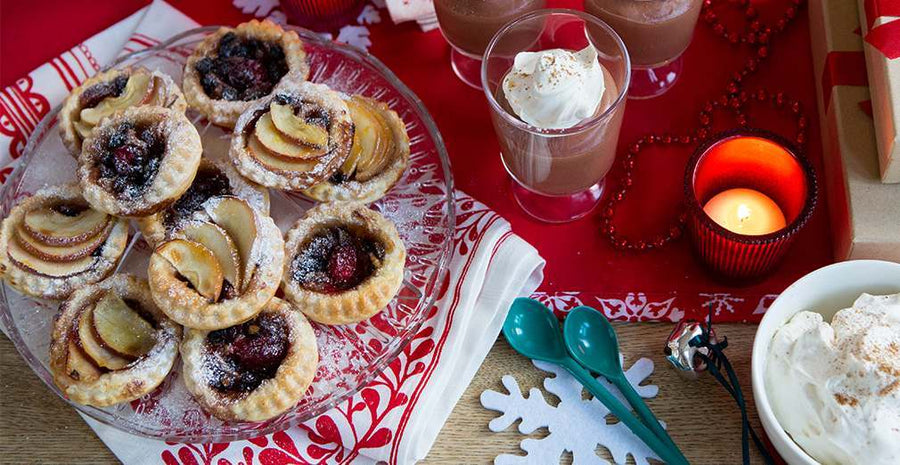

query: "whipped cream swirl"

left=765, top=293, right=900, bottom=465
left=502, top=43, right=606, bottom=130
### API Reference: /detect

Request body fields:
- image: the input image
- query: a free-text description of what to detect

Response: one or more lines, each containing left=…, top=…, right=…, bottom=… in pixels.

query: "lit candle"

left=703, top=188, right=787, bottom=236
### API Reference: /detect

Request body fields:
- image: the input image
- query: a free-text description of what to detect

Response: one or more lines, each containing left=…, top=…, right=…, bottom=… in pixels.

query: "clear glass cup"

left=434, top=0, right=546, bottom=89
left=482, top=9, right=630, bottom=223
left=584, top=0, right=702, bottom=99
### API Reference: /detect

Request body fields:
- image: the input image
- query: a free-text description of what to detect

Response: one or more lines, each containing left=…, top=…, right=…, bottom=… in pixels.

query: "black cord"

left=689, top=307, right=776, bottom=465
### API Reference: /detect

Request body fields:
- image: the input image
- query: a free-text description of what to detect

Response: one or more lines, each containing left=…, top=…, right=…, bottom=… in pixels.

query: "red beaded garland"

left=603, top=0, right=809, bottom=251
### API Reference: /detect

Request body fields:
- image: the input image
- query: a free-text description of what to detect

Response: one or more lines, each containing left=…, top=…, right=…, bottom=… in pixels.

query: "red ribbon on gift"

left=863, top=0, right=900, bottom=58
left=822, top=51, right=868, bottom=111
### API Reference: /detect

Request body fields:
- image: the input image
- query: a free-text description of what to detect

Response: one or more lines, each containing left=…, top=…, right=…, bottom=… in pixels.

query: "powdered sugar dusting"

left=1, top=26, right=453, bottom=442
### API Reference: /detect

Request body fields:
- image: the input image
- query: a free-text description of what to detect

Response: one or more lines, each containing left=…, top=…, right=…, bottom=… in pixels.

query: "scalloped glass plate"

left=0, top=25, right=454, bottom=442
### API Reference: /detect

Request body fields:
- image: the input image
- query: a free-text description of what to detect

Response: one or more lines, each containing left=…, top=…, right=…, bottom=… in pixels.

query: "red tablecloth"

left=0, top=0, right=832, bottom=322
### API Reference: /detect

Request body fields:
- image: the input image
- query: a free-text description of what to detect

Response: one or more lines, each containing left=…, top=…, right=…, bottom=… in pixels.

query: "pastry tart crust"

left=48, top=274, right=182, bottom=407
left=78, top=106, right=203, bottom=217
left=302, top=96, right=410, bottom=203
left=181, top=297, right=318, bottom=422
left=137, top=158, right=270, bottom=248
left=183, top=19, right=309, bottom=129
left=0, top=184, right=129, bottom=300
left=59, top=67, right=187, bottom=156
left=230, top=81, right=354, bottom=191
left=148, top=197, right=284, bottom=330
left=282, top=203, right=406, bottom=325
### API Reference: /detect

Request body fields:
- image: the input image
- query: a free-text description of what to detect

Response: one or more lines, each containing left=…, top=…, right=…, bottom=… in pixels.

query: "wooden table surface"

left=0, top=323, right=766, bottom=464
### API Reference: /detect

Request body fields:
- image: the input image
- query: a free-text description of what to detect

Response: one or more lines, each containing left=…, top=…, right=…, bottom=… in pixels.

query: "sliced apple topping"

left=156, top=239, right=224, bottom=301
left=270, top=102, right=329, bottom=149
left=79, top=73, right=153, bottom=125
left=66, top=339, right=102, bottom=382
left=92, top=292, right=156, bottom=358
left=176, top=222, right=242, bottom=291
left=254, top=112, right=326, bottom=160
left=204, top=197, right=258, bottom=290
left=22, top=205, right=109, bottom=246
left=146, top=76, right=169, bottom=107
left=15, top=221, right=111, bottom=263
left=342, top=97, right=396, bottom=182
left=247, top=133, right=317, bottom=174
left=77, top=306, right=132, bottom=370
left=8, top=238, right=96, bottom=278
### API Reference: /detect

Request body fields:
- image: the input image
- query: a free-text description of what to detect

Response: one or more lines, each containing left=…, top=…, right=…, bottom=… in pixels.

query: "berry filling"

left=204, top=314, right=288, bottom=394
left=96, top=122, right=165, bottom=199
left=194, top=32, right=288, bottom=102
left=79, top=75, right=129, bottom=109
left=51, top=203, right=90, bottom=217
left=162, top=164, right=232, bottom=231
left=291, top=226, right=385, bottom=294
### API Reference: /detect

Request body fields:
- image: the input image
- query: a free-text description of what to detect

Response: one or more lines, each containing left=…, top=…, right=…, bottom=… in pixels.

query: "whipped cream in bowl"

left=501, top=43, right=608, bottom=130
left=751, top=260, right=900, bottom=465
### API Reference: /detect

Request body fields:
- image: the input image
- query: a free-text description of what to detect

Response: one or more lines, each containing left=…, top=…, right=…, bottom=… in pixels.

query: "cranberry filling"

left=97, top=122, right=164, bottom=199
left=51, top=203, right=90, bottom=217
left=204, top=314, right=289, bottom=394
left=291, top=226, right=385, bottom=294
left=79, top=75, right=129, bottom=109
left=194, top=32, right=288, bottom=102
left=162, top=165, right=232, bottom=231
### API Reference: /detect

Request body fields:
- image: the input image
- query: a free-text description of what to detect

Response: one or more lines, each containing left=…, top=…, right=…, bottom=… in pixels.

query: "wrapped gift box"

left=856, top=0, right=900, bottom=183
left=809, top=0, right=900, bottom=261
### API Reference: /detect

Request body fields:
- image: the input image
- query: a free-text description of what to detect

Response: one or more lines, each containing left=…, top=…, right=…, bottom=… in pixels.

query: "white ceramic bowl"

left=751, top=260, right=900, bottom=465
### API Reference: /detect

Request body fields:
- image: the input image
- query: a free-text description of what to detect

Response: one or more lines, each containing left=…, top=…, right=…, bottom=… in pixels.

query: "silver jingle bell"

left=664, top=320, right=717, bottom=380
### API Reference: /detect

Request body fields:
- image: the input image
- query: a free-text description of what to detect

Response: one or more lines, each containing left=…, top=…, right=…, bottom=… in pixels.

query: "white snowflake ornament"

left=233, top=0, right=279, bottom=17
left=481, top=358, right=665, bottom=465
left=337, top=25, right=372, bottom=51
left=357, top=4, right=381, bottom=25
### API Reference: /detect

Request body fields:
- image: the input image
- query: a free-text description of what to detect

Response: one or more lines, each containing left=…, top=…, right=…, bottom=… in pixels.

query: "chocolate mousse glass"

left=584, top=0, right=702, bottom=99
left=482, top=9, right=630, bottom=223
left=434, top=0, right=546, bottom=89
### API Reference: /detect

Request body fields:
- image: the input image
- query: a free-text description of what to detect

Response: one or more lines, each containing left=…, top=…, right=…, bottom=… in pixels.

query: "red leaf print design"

left=178, top=447, right=200, bottom=465
left=362, top=388, right=380, bottom=414
left=258, top=448, right=300, bottom=465
left=408, top=339, right=435, bottom=362
left=307, top=444, right=331, bottom=460
left=359, top=427, right=392, bottom=449
left=162, top=451, right=179, bottom=465
left=272, top=431, right=300, bottom=457
left=0, top=166, right=14, bottom=184
left=248, top=436, right=268, bottom=447
left=312, top=414, right=341, bottom=444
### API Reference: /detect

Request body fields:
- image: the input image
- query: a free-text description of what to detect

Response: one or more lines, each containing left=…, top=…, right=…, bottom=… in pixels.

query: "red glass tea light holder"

left=683, top=129, right=818, bottom=280
left=281, top=0, right=366, bottom=31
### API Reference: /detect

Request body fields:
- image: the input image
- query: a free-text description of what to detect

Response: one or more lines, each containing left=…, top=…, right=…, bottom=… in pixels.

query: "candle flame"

left=737, top=204, right=752, bottom=223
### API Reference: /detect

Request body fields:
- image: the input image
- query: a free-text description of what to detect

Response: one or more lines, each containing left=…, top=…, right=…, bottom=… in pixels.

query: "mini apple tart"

left=49, top=274, right=181, bottom=407
left=230, top=82, right=354, bottom=191
left=282, top=203, right=405, bottom=325
left=137, top=159, right=270, bottom=248
left=183, top=20, right=308, bottom=129
left=148, top=196, right=284, bottom=330
left=181, top=297, right=317, bottom=421
left=0, top=184, right=129, bottom=300
left=59, top=66, right=187, bottom=155
left=78, top=106, right=202, bottom=217
left=303, top=95, right=410, bottom=203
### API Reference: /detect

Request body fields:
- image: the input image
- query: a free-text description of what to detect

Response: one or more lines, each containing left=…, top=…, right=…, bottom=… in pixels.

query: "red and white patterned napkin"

left=0, top=1, right=545, bottom=463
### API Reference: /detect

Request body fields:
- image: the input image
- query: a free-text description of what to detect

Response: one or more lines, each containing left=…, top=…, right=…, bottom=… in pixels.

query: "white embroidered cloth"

left=0, top=2, right=545, bottom=463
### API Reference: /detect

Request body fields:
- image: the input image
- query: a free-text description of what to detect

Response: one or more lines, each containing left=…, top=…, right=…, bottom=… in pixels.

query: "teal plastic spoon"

left=502, top=298, right=688, bottom=465
left=564, top=306, right=687, bottom=464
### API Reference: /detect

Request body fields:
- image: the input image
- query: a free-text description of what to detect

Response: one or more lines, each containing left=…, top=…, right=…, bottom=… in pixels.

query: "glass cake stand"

left=0, top=25, right=455, bottom=443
